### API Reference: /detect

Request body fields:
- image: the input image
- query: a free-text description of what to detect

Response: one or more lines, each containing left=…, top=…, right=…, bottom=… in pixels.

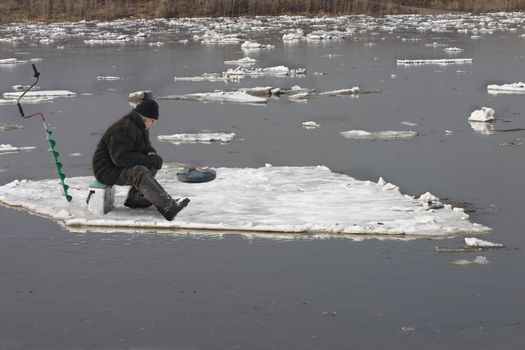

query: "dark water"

left=1, top=16, right=525, bottom=349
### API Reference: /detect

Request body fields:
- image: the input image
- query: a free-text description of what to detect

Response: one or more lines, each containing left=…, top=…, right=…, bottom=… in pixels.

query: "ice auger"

left=16, top=64, right=72, bottom=202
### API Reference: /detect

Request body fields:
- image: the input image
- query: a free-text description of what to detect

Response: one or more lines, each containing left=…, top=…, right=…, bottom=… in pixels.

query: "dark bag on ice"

left=176, top=167, right=216, bottom=183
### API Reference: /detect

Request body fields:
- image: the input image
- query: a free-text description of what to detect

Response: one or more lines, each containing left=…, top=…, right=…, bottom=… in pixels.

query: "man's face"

left=143, top=117, right=156, bottom=130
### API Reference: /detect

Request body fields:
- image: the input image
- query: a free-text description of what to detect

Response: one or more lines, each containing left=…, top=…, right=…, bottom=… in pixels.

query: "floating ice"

left=128, top=90, right=153, bottom=104
left=3, top=90, right=77, bottom=98
left=96, top=75, right=121, bottom=80
left=224, top=57, right=257, bottom=66
left=468, top=107, right=495, bottom=122
left=444, top=47, right=464, bottom=53
left=396, top=58, right=473, bottom=65
left=319, top=87, right=360, bottom=96
left=0, top=58, right=23, bottom=64
left=224, top=66, right=306, bottom=77
left=487, top=82, right=525, bottom=94
left=302, top=121, right=320, bottom=129
left=282, top=29, right=305, bottom=42
left=158, top=132, right=236, bottom=144
left=0, top=165, right=490, bottom=237
left=0, top=144, right=36, bottom=153
left=341, top=130, right=418, bottom=140
left=241, top=41, right=274, bottom=50
left=451, top=256, right=490, bottom=265
left=159, top=91, right=267, bottom=104
left=465, top=237, right=504, bottom=248
left=0, top=124, right=22, bottom=131
left=238, top=86, right=281, bottom=96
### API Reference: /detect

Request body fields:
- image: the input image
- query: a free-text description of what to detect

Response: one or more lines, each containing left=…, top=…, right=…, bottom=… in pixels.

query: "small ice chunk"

left=302, top=121, right=320, bottom=129
left=468, top=107, right=495, bottom=122
left=464, top=237, right=504, bottom=248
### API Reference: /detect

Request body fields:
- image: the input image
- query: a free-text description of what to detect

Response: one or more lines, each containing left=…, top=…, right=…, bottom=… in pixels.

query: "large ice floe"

left=158, top=132, right=236, bottom=144
left=487, top=82, right=525, bottom=94
left=159, top=91, right=267, bottom=104
left=0, top=165, right=489, bottom=238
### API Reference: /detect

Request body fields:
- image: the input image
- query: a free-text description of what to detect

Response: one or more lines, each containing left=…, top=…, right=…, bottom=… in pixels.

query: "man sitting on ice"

left=92, top=99, right=189, bottom=221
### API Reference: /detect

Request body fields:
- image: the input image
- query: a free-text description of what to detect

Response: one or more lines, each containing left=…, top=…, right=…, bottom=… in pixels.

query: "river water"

left=1, top=14, right=524, bottom=349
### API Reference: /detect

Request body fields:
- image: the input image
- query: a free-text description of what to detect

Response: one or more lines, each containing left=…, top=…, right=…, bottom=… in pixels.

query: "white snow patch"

left=341, top=130, right=418, bottom=140
left=0, top=166, right=490, bottom=237
left=468, top=107, right=495, bottom=122
left=158, top=132, right=236, bottom=144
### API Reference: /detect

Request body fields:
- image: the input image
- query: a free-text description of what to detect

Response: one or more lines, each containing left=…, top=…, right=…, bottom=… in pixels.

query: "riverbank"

left=2, top=0, right=525, bottom=23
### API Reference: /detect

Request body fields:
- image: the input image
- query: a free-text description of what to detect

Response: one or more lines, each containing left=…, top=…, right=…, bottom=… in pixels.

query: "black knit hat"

left=134, top=99, right=159, bottom=120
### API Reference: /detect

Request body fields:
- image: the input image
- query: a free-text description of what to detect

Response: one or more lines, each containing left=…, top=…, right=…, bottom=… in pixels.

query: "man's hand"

left=145, top=154, right=163, bottom=170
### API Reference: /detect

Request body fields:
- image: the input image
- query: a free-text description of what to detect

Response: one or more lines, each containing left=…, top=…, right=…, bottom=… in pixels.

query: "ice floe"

left=443, top=47, right=464, bottom=53
left=3, top=90, right=77, bottom=98
left=0, top=144, right=36, bottom=153
left=468, top=107, right=495, bottom=123
left=450, top=256, right=489, bottom=265
left=396, top=58, right=473, bottom=65
left=174, top=65, right=305, bottom=82
left=241, top=41, right=274, bottom=50
left=159, top=91, right=267, bottom=104
left=302, top=121, right=320, bottom=129
left=238, top=86, right=282, bottom=96
left=0, top=58, right=26, bottom=64
left=158, top=132, right=236, bottom=144
left=465, top=237, right=504, bottom=248
left=0, top=165, right=490, bottom=237
left=319, top=87, right=360, bottom=96
left=224, top=57, right=257, bottom=66
left=340, top=130, right=418, bottom=140
left=96, top=75, right=121, bottom=80
left=487, top=82, right=525, bottom=94
left=0, top=124, right=23, bottom=131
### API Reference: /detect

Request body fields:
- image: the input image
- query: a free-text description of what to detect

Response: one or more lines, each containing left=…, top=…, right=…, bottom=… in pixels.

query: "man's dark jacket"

left=92, top=111, right=157, bottom=185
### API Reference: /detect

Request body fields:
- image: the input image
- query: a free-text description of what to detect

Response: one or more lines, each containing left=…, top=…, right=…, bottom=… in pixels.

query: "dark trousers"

left=115, top=165, right=157, bottom=188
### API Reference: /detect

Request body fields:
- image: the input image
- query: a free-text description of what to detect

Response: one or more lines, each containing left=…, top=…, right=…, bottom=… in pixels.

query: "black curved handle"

left=32, top=64, right=40, bottom=78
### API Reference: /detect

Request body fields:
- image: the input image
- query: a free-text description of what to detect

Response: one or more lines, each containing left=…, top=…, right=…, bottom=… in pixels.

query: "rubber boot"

left=124, top=187, right=152, bottom=208
left=137, top=173, right=190, bottom=221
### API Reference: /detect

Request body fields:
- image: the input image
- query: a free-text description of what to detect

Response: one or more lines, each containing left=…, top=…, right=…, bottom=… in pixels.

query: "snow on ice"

left=0, top=165, right=490, bottom=238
